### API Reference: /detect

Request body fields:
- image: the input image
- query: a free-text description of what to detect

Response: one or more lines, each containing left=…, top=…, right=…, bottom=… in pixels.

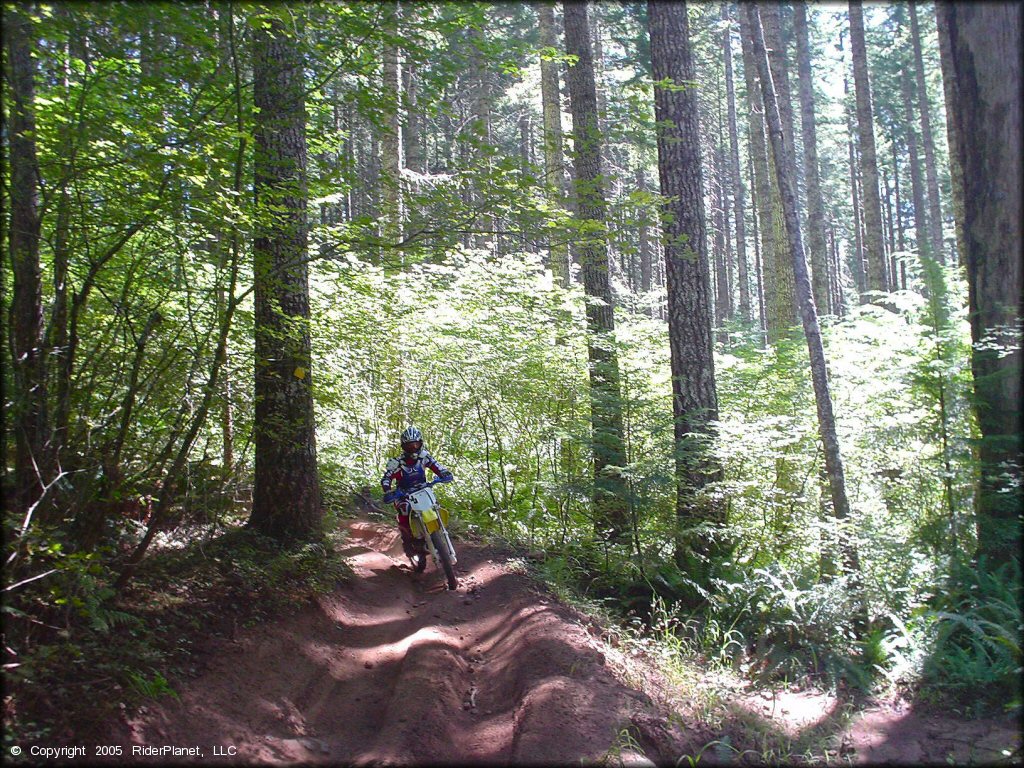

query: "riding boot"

left=400, top=526, right=416, bottom=558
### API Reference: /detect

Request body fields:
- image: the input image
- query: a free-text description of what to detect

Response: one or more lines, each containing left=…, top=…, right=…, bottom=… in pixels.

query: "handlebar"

left=383, top=476, right=452, bottom=503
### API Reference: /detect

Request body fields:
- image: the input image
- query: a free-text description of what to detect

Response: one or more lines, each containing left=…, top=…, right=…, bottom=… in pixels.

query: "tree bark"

left=563, top=0, right=629, bottom=541
left=746, top=3, right=867, bottom=634
left=5, top=5, right=53, bottom=521
left=794, top=3, right=830, bottom=315
left=910, top=4, right=945, bottom=265
left=249, top=12, right=323, bottom=541
left=649, top=0, right=723, bottom=569
left=848, top=0, right=888, bottom=294
left=946, top=3, right=1023, bottom=566
left=934, top=2, right=967, bottom=269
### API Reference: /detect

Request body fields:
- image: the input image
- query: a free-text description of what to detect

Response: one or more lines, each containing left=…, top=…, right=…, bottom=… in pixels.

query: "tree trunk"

left=794, top=3, right=831, bottom=315
left=649, top=0, right=723, bottom=570
left=637, top=165, right=653, bottom=302
left=404, top=63, right=425, bottom=175
left=745, top=4, right=867, bottom=635
left=713, top=145, right=730, bottom=339
left=723, top=7, right=751, bottom=326
left=891, top=140, right=906, bottom=252
left=910, top=4, right=945, bottom=265
left=882, top=167, right=895, bottom=256
left=744, top=6, right=796, bottom=344
left=249, top=13, right=323, bottom=542
left=539, top=1, right=571, bottom=286
left=6, top=5, right=53, bottom=522
left=848, top=0, right=888, bottom=294
left=902, top=71, right=933, bottom=275
left=748, top=131, right=768, bottom=345
left=934, top=2, right=967, bottom=268
left=739, top=13, right=778, bottom=347
left=844, top=72, right=866, bottom=297
left=946, top=3, right=1023, bottom=566
left=563, top=0, right=629, bottom=541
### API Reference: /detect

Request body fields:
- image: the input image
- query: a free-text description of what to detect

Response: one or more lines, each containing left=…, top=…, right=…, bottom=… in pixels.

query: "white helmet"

left=401, top=426, right=423, bottom=453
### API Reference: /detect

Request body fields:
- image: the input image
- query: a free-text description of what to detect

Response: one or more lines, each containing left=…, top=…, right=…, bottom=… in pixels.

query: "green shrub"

left=921, top=558, right=1022, bottom=715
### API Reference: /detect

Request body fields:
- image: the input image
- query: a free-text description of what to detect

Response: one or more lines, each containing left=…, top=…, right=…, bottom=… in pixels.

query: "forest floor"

left=107, top=516, right=1022, bottom=765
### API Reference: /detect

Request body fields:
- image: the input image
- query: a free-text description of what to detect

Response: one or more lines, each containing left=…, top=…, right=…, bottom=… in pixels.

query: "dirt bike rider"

left=381, top=427, right=453, bottom=563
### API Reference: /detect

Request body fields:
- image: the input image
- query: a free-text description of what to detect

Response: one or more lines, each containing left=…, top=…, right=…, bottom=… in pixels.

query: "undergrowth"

left=3, top=523, right=352, bottom=751
left=529, top=536, right=1021, bottom=736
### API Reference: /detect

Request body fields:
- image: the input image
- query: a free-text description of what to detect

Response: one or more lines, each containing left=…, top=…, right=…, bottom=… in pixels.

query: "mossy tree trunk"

left=249, top=12, right=323, bottom=542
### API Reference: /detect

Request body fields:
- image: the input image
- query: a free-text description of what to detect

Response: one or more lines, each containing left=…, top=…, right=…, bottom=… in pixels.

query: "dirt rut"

left=114, top=520, right=683, bottom=764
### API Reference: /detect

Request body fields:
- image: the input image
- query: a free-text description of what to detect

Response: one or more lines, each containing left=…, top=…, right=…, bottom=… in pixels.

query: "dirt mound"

left=110, top=520, right=695, bottom=764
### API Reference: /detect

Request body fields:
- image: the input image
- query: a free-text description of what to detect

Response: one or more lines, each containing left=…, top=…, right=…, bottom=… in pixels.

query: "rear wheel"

left=430, top=530, right=457, bottom=590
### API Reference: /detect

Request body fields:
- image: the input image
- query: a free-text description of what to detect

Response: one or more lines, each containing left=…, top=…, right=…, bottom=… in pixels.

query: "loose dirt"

left=109, top=519, right=1022, bottom=765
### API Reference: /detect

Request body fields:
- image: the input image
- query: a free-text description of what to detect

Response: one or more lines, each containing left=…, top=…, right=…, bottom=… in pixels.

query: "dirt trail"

left=113, top=520, right=692, bottom=764
left=111, top=519, right=1021, bottom=766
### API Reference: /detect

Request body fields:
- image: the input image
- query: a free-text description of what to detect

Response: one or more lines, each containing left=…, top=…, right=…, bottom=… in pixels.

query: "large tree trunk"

left=946, top=4, right=1023, bottom=566
left=5, top=5, right=53, bottom=522
left=648, top=0, right=723, bottom=570
left=934, top=2, right=967, bottom=268
left=723, top=6, right=751, bottom=326
left=745, top=3, right=867, bottom=634
left=909, top=4, right=945, bottom=265
left=848, top=0, right=888, bottom=295
left=794, top=3, right=831, bottom=315
left=563, top=0, right=629, bottom=541
left=249, top=13, right=323, bottom=542
left=538, top=1, right=571, bottom=287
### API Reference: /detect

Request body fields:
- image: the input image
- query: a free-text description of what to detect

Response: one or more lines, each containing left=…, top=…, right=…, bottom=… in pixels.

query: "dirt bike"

left=386, top=479, right=458, bottom=590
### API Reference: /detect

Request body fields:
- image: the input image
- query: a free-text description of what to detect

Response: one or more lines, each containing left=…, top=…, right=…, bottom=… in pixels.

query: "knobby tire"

left=431, top=530, right=457, bottom=590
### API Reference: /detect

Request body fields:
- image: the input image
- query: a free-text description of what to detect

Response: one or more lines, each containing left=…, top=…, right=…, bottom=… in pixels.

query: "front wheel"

left=430, top=530, right=457, bottom=590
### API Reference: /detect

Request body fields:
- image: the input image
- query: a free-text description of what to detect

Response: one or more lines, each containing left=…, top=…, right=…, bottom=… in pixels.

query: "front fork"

left=411, top=510, right=457, bottom=565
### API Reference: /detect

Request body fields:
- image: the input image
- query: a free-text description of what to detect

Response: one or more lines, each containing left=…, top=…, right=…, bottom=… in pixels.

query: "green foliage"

left=921, top=558, right=1023, bottom=715
left=2, top=524, right=352, bottom=743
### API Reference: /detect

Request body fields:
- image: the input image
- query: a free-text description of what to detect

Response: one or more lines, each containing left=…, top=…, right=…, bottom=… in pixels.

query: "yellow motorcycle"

left=392, top=480, right=458, bottom=590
